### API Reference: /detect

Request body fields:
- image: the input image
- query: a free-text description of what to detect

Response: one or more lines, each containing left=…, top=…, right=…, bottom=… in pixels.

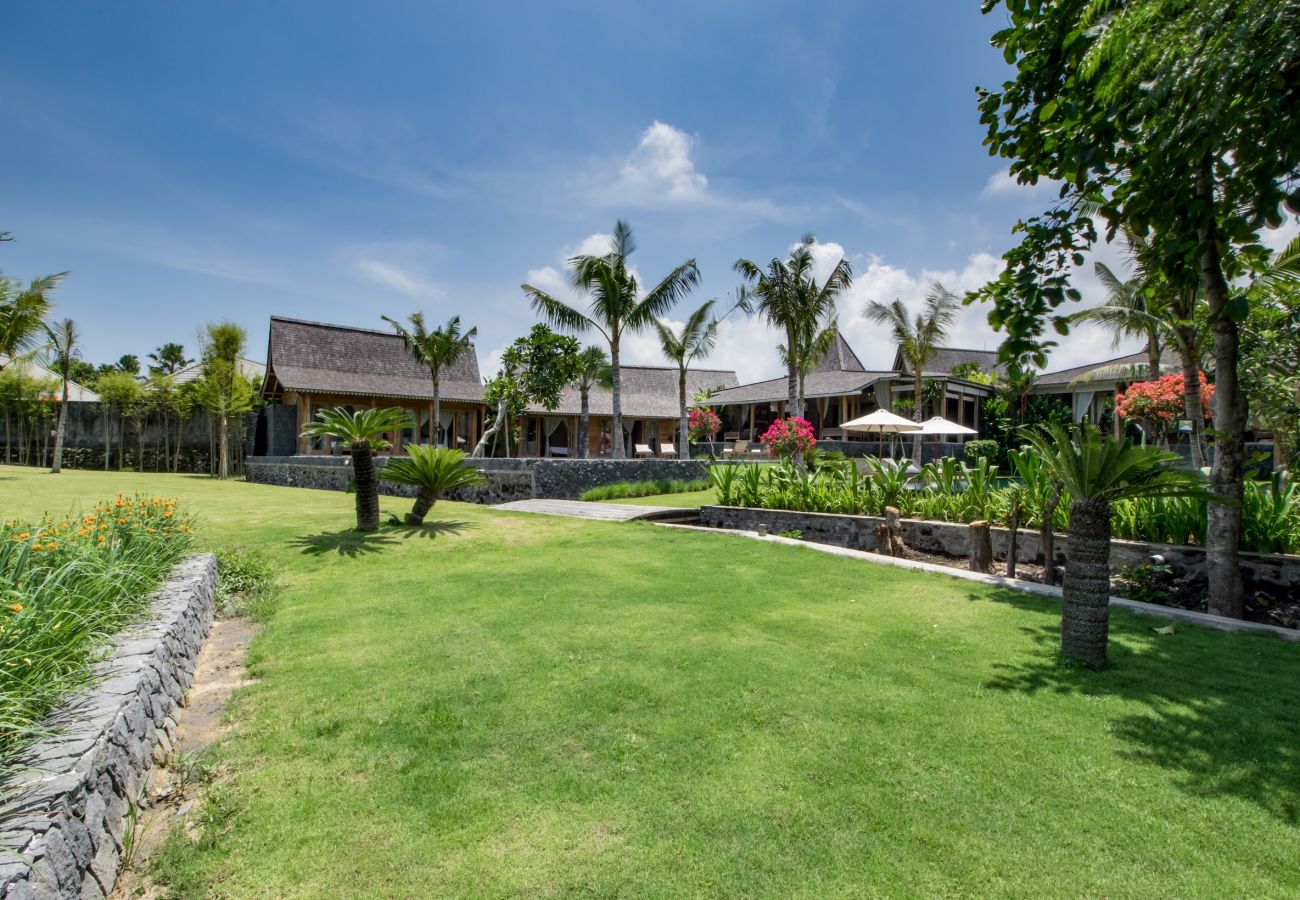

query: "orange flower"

left=16, top=532, right=29, bottom=540
left=7, top=604, right=22, bottom=613
left=45, top=542, right=57, bottom=550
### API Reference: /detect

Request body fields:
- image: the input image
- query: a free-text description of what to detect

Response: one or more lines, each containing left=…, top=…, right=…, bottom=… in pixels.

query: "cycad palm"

left=382, top=313, right=477, bottom=447
left=380, top=445, right=485, bottom=525
left=1023, top=423, right=1210, bottom=667
left=523, top=220, right=699, bottom=458
left=301, top=407, right=414, bottom=531
left=735, top=235, right=852, bottom=419
left=653, top=300, right=719, bottom=459
left=43, top=318, right=78, bottom=474
left=572, top=346, right=610, bottom=459
left=863, top=283, right=959, bottom=463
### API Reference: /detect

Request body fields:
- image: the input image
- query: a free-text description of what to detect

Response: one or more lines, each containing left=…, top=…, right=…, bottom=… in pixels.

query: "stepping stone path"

left=491, top=499, right=689, bottom=521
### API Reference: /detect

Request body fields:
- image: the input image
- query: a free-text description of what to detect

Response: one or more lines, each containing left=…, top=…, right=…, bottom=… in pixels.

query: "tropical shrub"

left=0, top=495, right=193, bottom=755
left=380, top=445, right=485, bottom=526
left=687, top=407, right=722, bottom=443
left=580, top=478, right=708, bottom=501
left=963, top=439, right=1001, bottom=467
left=760, top=417, right=815, bottom=461
left=1116, top=373, right=1214, bottom=442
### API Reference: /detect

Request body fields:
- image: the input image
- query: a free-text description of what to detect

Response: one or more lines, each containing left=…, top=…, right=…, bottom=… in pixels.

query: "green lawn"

left=3, top=465, right=1298, bottom=898
left=597, top=487, right=717, bottom=507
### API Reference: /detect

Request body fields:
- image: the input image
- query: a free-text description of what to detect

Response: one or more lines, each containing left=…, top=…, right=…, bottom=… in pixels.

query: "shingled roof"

left=263, top=316, right=483, bottom=403
left=531, top=366, right=738, bottom=419
left=810, top=333, right=867, bottom=374
left=1036, top=349, right=1177, bottom=387
left=893, top=346, right=1004, bottom=376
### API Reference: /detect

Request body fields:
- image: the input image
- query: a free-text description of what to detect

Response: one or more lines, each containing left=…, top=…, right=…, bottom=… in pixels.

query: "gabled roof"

left=263, top=316, right=483, bottom=403
left=0, top=355, right=100, bottom=402
left=811, top=333, right=866, bottom=374
left=703, top=370, right=899, bottom=407
left=1035, top=349, right=1177, bottom=387
left=531, top=366, right=738, bottom=420
left=894, top=346, right=1004, bottom=376
left=172, top=357, right=265, bottom=386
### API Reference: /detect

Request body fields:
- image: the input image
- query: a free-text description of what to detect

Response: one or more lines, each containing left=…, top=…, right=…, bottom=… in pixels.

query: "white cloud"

left=522, top=264, right=569, bottom=298
left=1260, top=217, right=1300, bottom=255
left=980, top=170, right=1060, bottom=199
left=355, top=258, right=443, bottom=299
left=617, top=121, right=708, bottom=203
left=565, top=232, right=614, bottom=259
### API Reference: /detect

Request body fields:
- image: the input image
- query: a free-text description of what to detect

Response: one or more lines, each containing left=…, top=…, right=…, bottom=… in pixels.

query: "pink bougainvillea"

left=760, top=416, right=816, bottom=459
left=688, top=407, right=723, bottom=442
left=1116, top=372, right=1214, bottom=434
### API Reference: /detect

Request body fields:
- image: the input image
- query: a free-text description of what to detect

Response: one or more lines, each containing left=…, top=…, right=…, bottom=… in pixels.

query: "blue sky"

left=0, top=1, right=1214, bottom=382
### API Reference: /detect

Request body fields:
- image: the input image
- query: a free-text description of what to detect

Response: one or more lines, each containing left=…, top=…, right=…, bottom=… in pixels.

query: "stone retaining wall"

left=244, top=456, right=709, bottom=502
left=699, top=505, right=1300, bottom=603
left=0, top=554, right=218, bottom=899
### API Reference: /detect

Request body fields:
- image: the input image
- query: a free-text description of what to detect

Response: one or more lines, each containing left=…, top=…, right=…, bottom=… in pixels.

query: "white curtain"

left=1073, top=390, right=1096, bottom=423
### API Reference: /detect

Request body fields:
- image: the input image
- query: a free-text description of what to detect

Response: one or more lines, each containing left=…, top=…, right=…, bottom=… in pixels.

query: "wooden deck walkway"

left=490, top=499, right=691, bottom=522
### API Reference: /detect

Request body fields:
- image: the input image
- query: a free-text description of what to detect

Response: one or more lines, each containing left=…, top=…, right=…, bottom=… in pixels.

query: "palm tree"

left=148, top=342, right=193, bottom=376
left=572, top=346, right=610, bottom=459
left=524, top=220, right=700, bottom=459
left=653, top=300, right=718, bottom=459
left=782, top=314, right=839, bottom=416
left=1023, top=423, right=1210, bottom=667
left=0, top=272, right=66, bottom=370
left=864, top=283, right=960, bottom=464
left=43, top=318, right=78, bottom=474
left=302, top=407, right=414, bottom=531
left=382, top=313, right=477, bottom=448
left=379, top=445, right=486, bottom=525
left=735, top=236, right=852, bottom=419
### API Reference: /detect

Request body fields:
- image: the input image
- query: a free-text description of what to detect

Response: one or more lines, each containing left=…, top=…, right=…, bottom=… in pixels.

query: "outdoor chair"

left=635, top=443, right=655, bottom=458
left=659, top=442, right=678, bottom=457
left=722, top=439, right=749, bottom=459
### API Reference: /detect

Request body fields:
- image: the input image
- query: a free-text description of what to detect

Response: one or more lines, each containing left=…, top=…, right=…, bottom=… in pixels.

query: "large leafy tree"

left=571, top=346, right=610, bottom=459
left=653, top=300, right=718, bottom=459
left=1242, top=236, right=1300, bottom=469
left=973, top=0, right=1300, bottom=618
left=302, top=407, right=413, bottom=531
left=525, top=220, right=700, bottom=458
left=735, top=235, right=852, bottom=419
left=194, top=322, right=254, bottom=479
left=1024, top=423, right=1210, bottom=667
left=864, top=283, right=960, bottom=463
left=0, top=272, right=65, bottom=370
left=381, top=313, right=477, bottom=447
left=43, top=318, right=79, bottom=474
left=470, top=325, right=580, bottom=458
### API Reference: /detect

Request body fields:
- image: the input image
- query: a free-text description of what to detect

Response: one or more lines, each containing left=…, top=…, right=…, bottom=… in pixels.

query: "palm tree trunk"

left=786, top=325, right=800, bottom=419
left=1061, top=498, right=1113, bottom=667
left=352, top=443, right=381, bottom=531
left=1175, top=332, right=1206, bottom=469
left=678, top=369, right=690, bottom=460
left=1040, top=482, right=1062, bottom=587
left=432, top=375, right=441, bottom=447
left=405, top=487, right=438, bottom=526
left=1147, top=334, right=1162, bottom=380
left=611, top=341, right=625, bottom=459
left=912, top=371, right=924, bottom=465
left=578, top=390, right=590, bottom=459
left=51, top=379, right=68, bottom=473
left=1197, top=157, right=1244, bottom=618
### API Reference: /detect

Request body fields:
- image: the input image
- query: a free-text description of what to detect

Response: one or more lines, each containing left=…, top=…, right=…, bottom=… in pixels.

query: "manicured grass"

left=580, top=478, right=708, bottom=502
left=2, top=464, right=1297, bottom=897
left=597, top=487, right=718, bottom=508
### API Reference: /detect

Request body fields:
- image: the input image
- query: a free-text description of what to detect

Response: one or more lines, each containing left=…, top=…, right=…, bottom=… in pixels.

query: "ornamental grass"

left=0, top=493, right=194, bottom=759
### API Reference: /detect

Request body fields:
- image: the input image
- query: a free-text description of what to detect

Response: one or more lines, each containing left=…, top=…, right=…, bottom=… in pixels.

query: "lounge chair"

left=635, top=443, right=655, bottom=458
left=722, top=439, right=749, bottom=459
left=659, top=442, right=678, bottom=457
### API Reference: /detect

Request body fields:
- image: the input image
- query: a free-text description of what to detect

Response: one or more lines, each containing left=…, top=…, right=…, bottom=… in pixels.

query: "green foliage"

left=1240, top=474, right=1300, bottom=555
left=301, top=407, right=413, bottom=451
left=963, top=439, right=1001, bottom=468
left=381, top=446, right=486, bottom=494
left=1116, top=562, right=1174, bottom=606
left=0, top=271, right=66, bottom=363
left=0, top=495, right=193, bottom=755
left=501, top=324, right=582, bottom=412
left=580, top=479, right=707, bottom=502
left=95, top=369, right=146, bottom=411
left=214, top=548, right=280, bottom=620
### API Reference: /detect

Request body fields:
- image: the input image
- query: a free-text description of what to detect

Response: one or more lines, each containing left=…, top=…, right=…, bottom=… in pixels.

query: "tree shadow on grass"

left=291, top=528, right=399, bottom=557
left=976, top=594, right=1300, bottom=826
left=387, top=519, right=474, bottom=540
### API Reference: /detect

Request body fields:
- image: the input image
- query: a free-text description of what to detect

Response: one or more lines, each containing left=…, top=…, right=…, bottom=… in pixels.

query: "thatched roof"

left=893, top=346, right=1004, bottom=377
left=531, top=366, right=738, bottom=420
left=263, top=316, right=483, bottom=403
left=1036, top=349, right=1177, bottom=387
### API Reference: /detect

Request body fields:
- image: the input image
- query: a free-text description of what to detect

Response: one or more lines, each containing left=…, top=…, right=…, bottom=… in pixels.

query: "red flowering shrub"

left=760, top=417, right=816, bottom=459
left=1116, top=373, right=1214, bottom=437
left=688, top=407, right=723, bottom=442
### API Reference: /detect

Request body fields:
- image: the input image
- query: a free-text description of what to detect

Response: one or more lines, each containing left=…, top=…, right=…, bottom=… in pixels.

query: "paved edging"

left=657, top=523, right=1300, bottom=642
left=0, top=553, right=219, bottom=899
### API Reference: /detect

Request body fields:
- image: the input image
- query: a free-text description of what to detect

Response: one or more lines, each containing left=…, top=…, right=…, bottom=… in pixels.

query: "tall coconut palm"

left=572, top=346, right=610, bottom=459
left=148, top=342, right=193, bottom=376
left=781, top=314, right=839, bottom=416
left=379, top=445, right=486, bottom=525
left=864, top=283, right=960, bottom=464
left=302, top=407, right=414, bottom=532
left=43, top=318, right=78, bottom=474
left=0, top=272, right=66, bottom=370
left=523, top=220, right=699, bottom=459
left=735, top=236, right=853, bottom=419
left=1023, top=423, right=1210, bottom=667
left=653, top=300, right=719, bottom=459
left=382, top=313, right=477, bottom=448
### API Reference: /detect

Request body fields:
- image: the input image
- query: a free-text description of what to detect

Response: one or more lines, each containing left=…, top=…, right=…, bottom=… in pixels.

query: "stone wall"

left=699, top=505, right=1300, bottom=603
left=0, top=554, right=218, bottom=899
left=244, top=456, right=710, bottom=502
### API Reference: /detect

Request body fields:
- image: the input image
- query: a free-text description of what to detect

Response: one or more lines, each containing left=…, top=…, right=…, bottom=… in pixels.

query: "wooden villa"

left=261, top=316, right=484, bottom=455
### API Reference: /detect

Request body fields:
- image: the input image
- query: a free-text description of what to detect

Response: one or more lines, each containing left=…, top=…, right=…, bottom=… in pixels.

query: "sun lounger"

left=635, top=443, right=655, bottom=458
left=659, top=442, right=678, bottom=457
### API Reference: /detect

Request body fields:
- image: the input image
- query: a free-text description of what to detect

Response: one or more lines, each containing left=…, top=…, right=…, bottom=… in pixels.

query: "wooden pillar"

left=748, top=404, right=756, bottom=441
left=300, top=392, right=312, bottom=455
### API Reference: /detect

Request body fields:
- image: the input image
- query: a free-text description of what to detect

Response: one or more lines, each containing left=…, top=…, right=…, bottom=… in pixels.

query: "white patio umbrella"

left=918, top=415, right=978, bottom=436
left=841, top=409, right=922, bottom=461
